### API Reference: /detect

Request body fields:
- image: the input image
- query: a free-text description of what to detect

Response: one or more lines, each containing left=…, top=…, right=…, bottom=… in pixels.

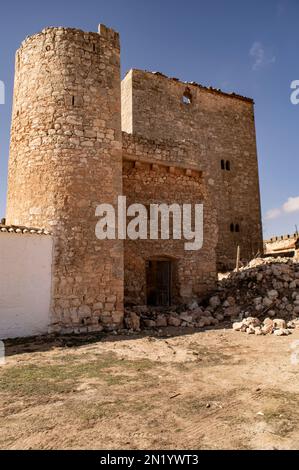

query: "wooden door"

left=146, top=259, right=171, bottom=306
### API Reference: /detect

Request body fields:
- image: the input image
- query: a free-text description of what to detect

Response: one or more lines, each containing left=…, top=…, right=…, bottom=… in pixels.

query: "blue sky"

left=0, top=0, right=298, bottom=239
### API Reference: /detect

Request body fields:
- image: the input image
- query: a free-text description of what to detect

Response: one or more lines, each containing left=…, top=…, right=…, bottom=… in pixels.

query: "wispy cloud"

left=283, top=196, right=299, bottom=213
left=266, top=208, right=282, bottom=220
left=266, top=196, right=299, bottom=220
left=249, top=42, right=276, bottom=71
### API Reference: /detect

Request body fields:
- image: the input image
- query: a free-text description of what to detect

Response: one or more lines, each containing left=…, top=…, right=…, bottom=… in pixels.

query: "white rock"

left=273, top=328, right=291, bottom=336
left=246, top=326, right=255, bottom=334
left=273, top=319, right=286, bottom=329
left=243, top=317, right=260, bottom=327
left=261, top=323, right=273, bottom=335
left=233, top=321, right=243, bottom=331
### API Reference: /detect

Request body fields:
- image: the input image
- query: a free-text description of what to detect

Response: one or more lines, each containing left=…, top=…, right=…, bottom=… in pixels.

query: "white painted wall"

left=0, top=233, right=53, bottom=339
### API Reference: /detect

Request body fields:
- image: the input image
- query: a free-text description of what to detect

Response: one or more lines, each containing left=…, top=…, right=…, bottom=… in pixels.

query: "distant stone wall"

left=6, top=26, right=124, bottom=334
left=0, top=232, right=53, bottom=339
left=121, top=70, right=263, bottom=270
left=264, top=233, right=298, bottom=254
left=122, top=154, right=218, bottom=305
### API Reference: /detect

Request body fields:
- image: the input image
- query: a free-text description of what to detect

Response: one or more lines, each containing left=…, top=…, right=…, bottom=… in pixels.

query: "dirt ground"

left=0, top=326, right=299, bottom=450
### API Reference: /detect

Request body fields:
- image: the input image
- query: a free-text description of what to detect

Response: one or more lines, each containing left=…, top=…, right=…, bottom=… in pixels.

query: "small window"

left=230, top=223, right=234, bottom=232
left=235, top=224, right=240, bottom=233
left=93, top=44, right=96, bottom=52
left=182, top=87, right=192, bottom=105
left=72, top=96, right=75, bottom=106
left=226, top=160, right=230, bottom=171
left=221, top=159, right=225, bottom=170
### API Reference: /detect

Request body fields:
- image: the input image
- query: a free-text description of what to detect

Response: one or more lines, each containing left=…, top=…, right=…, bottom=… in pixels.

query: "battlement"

left=98, top=23, right=120, bottom=46
left=18, top=23, right=120, bottom=53
left=265, top=233, right=299, bottom=244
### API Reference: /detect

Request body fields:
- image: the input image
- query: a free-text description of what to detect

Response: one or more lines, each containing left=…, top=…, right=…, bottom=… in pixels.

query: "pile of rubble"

left=124, top=257, right=299, bottom=334
left=233, top=316, right=299, bottom=336
left=124, top=303, right=222, bottom=332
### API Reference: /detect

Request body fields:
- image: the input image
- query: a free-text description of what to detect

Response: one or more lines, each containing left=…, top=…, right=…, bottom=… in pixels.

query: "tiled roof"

left=0, top=224, right=52, bottom=235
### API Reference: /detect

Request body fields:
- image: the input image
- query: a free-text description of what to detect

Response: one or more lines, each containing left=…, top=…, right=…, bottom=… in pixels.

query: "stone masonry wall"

left=122, top=134, right=218, bottom=304
left=121, top=69, right=263, bottom=270
left=6, top=25, right=124, bottom=333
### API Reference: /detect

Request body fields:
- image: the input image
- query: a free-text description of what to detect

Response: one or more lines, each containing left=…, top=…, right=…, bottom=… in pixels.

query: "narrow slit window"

left=230, top=223, right=234, bottom=232
left=221, top=159, right=225, bottom=170
left=72, top=96, right=75, bottom=106
left=226, top=160, right=230, bottom=171
left=235, top=224, right=240, bottom=232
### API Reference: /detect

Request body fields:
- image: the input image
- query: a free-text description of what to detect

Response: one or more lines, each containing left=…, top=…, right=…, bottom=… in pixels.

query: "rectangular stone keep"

left=121, top=69, right=263, bottom=271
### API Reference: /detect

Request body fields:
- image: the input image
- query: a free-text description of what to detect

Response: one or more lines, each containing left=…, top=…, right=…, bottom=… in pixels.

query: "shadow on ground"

left=2, top=322, right=232, bottom=358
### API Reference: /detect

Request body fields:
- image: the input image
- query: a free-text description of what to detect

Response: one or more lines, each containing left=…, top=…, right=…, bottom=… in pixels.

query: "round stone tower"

left=6, top=25, right=124, bottom=332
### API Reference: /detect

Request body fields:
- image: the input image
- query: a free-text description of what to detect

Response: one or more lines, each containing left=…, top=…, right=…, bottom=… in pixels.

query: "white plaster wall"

left=0, top=234, right=53, bottom=339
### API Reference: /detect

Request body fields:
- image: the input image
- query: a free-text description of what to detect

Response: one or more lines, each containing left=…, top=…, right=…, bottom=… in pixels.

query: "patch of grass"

left=261, top=407, right=296, bottom=437
left=0, top=352, right=157, bottom=398
left=66, top=399, right=124, bottom=425
left=0, top=363, right=75, bottom=396
left=254, top=389, right=299, bottom=438
left=187, top=343, right=234, bottom=365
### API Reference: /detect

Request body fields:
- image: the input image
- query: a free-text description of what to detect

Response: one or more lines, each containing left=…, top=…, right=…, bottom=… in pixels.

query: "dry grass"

left=1, top=327, right=299, bottom=449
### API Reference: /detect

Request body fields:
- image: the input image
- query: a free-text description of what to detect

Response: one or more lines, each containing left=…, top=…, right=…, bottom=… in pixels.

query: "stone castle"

left=4, top=23, right=263, bottom=334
